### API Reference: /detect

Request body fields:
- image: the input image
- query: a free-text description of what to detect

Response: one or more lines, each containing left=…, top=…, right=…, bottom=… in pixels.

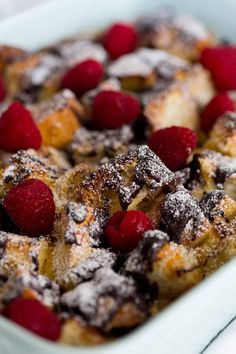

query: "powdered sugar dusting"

left=0, top=269, right=59, bottom=309
left=107, top=53, right=153, bottom=77
left=60, top=268, right=143, bottom=329
left=175, top=15, right=209, bottom=40
left=54, top=39, right=108, bottom=65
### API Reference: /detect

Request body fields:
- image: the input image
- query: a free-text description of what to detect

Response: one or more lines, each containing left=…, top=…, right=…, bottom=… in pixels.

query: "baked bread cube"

left=52, top=201, right=109, bottom=289
left=198, top=191, right=236, bottom=274
left=1, top=149, right=62, bottom=195
left=0, top=45, right=28, bottom=73
left=148, top=241, right=202, bottom=302
left=0, top=231, right=51, bottom=279
left=189, top=149, right=236, bottom=201
left=204, top=112, right=236, bottom=157
left=60, top=268, right=147, bottom=332
left=68, top=125, right=135, bottom=165
left=5, top=53, right=64, bottom=103
left=78, top=145, right=176, bottom=225
left=107, top=48, right=214, bottom=103
left=0, top=269, right=59, bottom=310
left=142, top=57, right=214, bottom=133
left=143, top=83, right=199, bottom=132
left=60, top=318, right=107, bottom=345
left=135, top=9, right=216, bottom=61
left=200, top=190, right=236, bottom=236
left=160, top=187, right=212, bottom=247
left=28, top=89, right=82, bottom=148
left=40, top=146, right=71, bottom=170
left=54, top=163, right=95, bottom=212
left=107, top=51, right=156, bottom=92
left=185, top=64, right=215, bottom=108
left=125, top=229, right=201, bottom=306
left=47, top=38, right=108, bottom=66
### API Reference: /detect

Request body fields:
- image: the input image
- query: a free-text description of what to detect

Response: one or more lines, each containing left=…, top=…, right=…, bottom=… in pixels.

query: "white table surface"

left=0, top=1, right=234, bottom=353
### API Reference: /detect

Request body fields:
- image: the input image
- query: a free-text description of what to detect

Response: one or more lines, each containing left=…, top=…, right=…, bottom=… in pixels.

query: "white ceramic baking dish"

left=0, top=0, right=236, bottom=353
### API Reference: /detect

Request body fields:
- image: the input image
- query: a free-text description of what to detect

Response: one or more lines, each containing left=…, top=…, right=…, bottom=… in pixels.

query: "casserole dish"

left=0, top=0, right=236, bottom=353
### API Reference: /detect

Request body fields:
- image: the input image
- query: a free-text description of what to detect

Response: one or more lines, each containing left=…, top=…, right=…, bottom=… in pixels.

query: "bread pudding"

left=0, top=6, right=235, bottom=346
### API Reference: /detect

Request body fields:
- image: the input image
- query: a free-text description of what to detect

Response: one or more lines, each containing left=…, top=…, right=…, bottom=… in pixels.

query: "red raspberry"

left=61, top=59, right=103, bottom=97
left=201, top=47, right=236, bottom=91
left=201, top=93, right=235, bottom=133
left=3, top=179, right=55, bottom=236
left=103, top=22, right=138, bottom=59
left=148, top=126, right=197, bottom=171
left=92, top=90, right=141, bottom=129
left=104, top=210, right=153, bottom=252
left=4, top=298, right=61, bottom=341
left=0, top=75, right=6, bottom=102
left=0, top=102, right=41, bottom=152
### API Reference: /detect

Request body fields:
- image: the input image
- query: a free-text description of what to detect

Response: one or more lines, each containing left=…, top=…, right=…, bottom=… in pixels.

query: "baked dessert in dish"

left=0, top=6, right=236, bottom=346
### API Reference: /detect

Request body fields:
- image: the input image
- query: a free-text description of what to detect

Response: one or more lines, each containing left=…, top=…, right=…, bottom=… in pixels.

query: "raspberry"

left=148, top=126, right=197, bottom=171
left=201, top=93, right=235, bottom=133
left=0, top=75, right=6, bottom=102
left=61, top=59, right=103, bottom=97
left=103, top=22, right=138, bottom=59
left=92, top=90, right=141, bottom=129
left=104, top=210, right=153, bottom=252
left=0, top=102, right=41, bottom=152
left=3, top=179, right=55, bottom=236
left=4, top=298, right=61, bottom=341
left=201, top=47, right=236, bottom=91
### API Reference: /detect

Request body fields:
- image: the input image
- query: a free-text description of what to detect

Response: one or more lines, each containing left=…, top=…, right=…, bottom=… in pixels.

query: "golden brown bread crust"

left=68, top=125, right=135, bottom=165
left=148, top=242, right=202, bottom=301
left=107, top=51, right=156, bottom=92
left=28, top=90, right=82, bottom=148
left=135, top=10, right=216, bottom=61
left=78, top=146, right=176, bottom=225
left=0, top=45, right=28, bottom=73
left=60, top=267, right=148, bottom=332
left=0, top=269, right=59, bottom=310
left=0, top=231, right=50, bottom=279
left=52, top=202, right=105, bottom=289
left=143, top=83, right=199, bottom=132
left=5, top=53, right=64, bottom=103
left=204, top=112, right=236, bottom=156
left=189, top=149, right=236, bottom=201
left=142, top=63, right=214, bottom=133
left=0, top=149, right=62, bottom=198
left=60, top=318, right=108, bottom=346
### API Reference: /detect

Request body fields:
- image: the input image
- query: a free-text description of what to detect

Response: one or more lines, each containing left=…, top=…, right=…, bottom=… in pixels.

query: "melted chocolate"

left=125, top=230, right=169, bottom=281
left=200, top=191, right=225, bottom=221
left=161, top=187, right=208, bottom=243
